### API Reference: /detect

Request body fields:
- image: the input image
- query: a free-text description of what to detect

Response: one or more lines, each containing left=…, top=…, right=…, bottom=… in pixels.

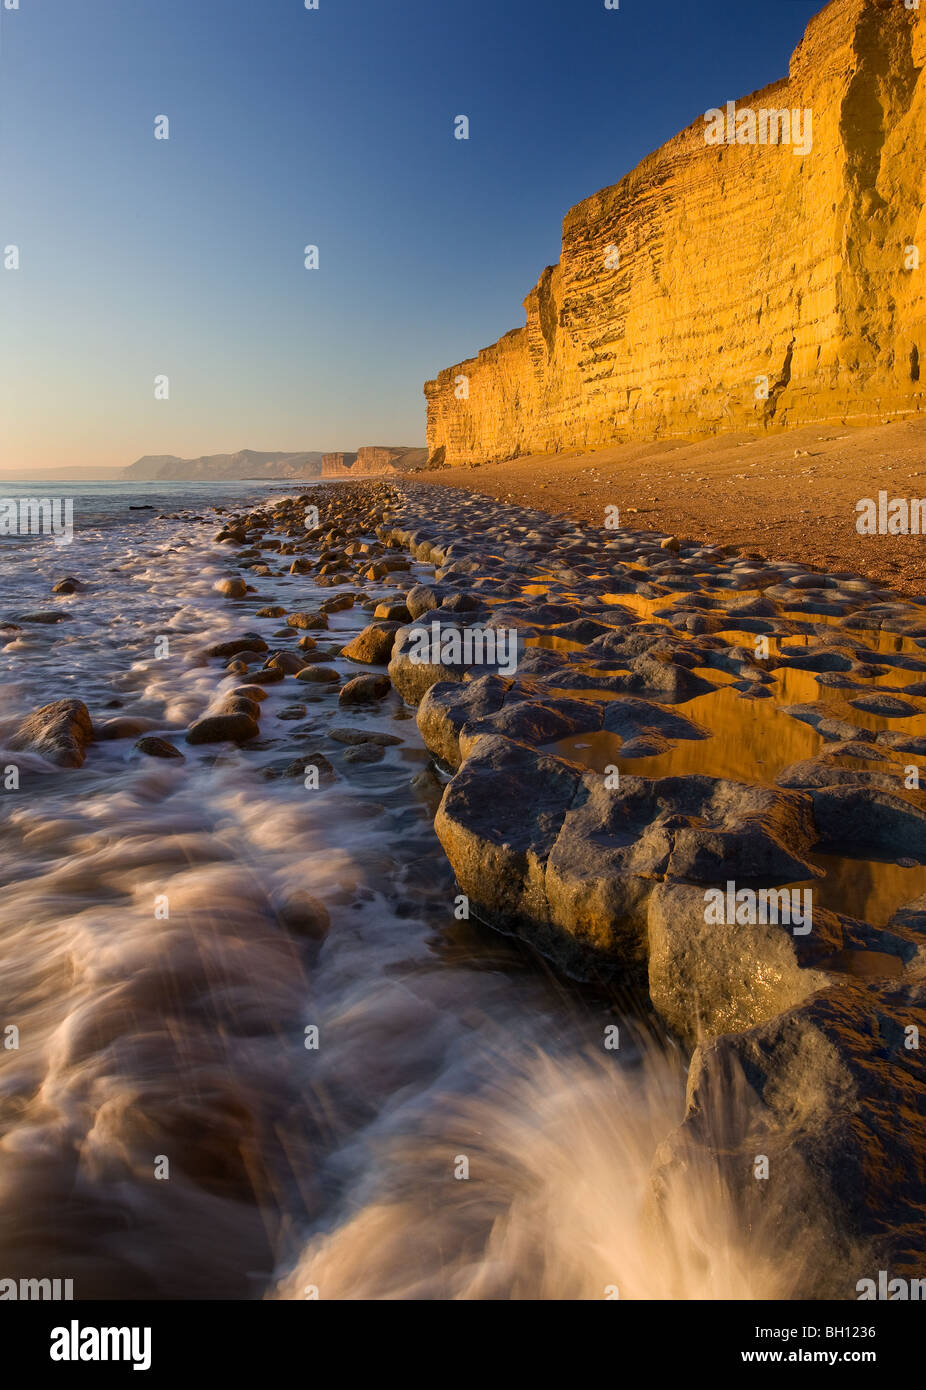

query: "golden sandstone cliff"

left=424, top=0, right=926, bottom=467
left=320, top=447, right=427, bottom=477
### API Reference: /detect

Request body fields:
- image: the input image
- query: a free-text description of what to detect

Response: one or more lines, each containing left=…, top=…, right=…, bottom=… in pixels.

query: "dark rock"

left=338, top=674, right=391, bottom=704
left=185, top=713, right=260, bottom=744
left=343, top=741, right=386, bottom=763
left=204, top=633, right=268, bottom=659
left=8, top=699, right=93, bottom=767
left=135, top=735, right=184, bottom=760
left=659, top=977, right=926, bottom=1293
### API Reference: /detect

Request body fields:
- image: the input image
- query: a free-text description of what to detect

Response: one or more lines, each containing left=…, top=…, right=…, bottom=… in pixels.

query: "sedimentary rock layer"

left=425, top=0, right=926, bottom=466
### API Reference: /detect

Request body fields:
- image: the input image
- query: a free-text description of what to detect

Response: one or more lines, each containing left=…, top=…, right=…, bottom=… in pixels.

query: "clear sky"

left=0, top=0, right=824, bottom=473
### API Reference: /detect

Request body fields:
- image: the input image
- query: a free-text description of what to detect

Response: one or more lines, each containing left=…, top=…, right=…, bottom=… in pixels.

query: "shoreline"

left=420, top=417, right=926, bottom=597
left=3, top=476, right=926, bottom=1295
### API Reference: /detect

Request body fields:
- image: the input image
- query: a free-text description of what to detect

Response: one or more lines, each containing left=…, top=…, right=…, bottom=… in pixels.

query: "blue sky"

left=0, top=0, right=824, bottom=471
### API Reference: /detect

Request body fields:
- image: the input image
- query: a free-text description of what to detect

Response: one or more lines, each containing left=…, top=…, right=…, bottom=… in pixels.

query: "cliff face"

left=321, top=453, right=358, bottom=477
left=353, top=445, right=427, bottom=474
left=320, top=447, right=427, bottom=477
left=425, top=0, right=926, bottom=467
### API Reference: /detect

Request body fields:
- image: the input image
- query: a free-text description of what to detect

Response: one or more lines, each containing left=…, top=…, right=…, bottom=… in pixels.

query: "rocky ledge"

left=8, top=476, right=926, bottom=1293
left=378, top=480, right=926, bottom=1291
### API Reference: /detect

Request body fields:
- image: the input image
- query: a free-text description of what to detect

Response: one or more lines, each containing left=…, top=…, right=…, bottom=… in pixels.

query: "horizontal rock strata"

left=425, top=0, right=926, bottom=465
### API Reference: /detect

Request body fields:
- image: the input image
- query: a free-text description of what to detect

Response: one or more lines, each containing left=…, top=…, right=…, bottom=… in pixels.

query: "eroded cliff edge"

left=425, top=0, right=926, bottom=466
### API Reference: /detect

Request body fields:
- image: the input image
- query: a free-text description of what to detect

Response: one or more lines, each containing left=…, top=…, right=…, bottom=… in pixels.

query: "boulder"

left=657, top=976, right=926, bottom=1293
left=434, top=737, right=822, bottom=976
left=339, top=622, right=401, bottom=665
left=646, top=881, right=844, bottom=1048
left=214, top=577, right=247, bottom=598
left=338, top=674, right=391, bottom=704
left=286, top=611, right=328, bottom=631
left=808, top=785, right=926, bottom=857
left=204, top=634, right=268, bottom=659
left=8, top=699, right=93, bottom=768
left=185, top=713, right=259, bottom=744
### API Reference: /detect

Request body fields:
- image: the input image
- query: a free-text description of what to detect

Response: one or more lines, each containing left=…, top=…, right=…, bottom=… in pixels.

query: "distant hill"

left=121, top=450, right=326, bottom=481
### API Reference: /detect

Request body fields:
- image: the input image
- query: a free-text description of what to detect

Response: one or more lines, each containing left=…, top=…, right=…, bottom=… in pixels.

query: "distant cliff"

left=122, top=450, right=325, bottom=481
left=353, top=446, right=427, bottom=475
left=424, top=0, right=926, bottom=467
left=320, top=446, right=427, bottom=478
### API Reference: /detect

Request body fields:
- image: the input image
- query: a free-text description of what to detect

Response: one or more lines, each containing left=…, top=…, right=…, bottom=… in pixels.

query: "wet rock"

left=264, top=651, right=308, bottom=675
left=849, top=693, right=920, bottom=718
left=343, top=741, right=386, bottom=763
left=204, top=633, right=269, bottom=659
left=17, top=611, right=71, bottom=624
left=230, top=685, right=268, bottom=702
left=544, top=774, right=820, bottom=970
left=463, top=694, right=603, bottom=764
left=405, top=583, right=447, bottom=619
left=220, top=695, right=262, bottom=720
left=646, top=880, right=846, bottom=1048
left=808, top=785, right=926, bottom=857
left=301, top=753, right=337, bottom=784
left=339, top=622, right=401, bottom=665
left=777, top=647, right=855, bottom=672
left=276, top=704, right=308, bottom=721
left=434, top=735, right=584, bottom=962
left=328, top=727, right=402, bottom=746
left=435, top=735, right=821, bottom=976
left=776, top=758, right=903, bottom=793
left=294, top=666, right=340, bottom=684
left=255, top=605, right=286, bottom=618
left=297, top=648, right=338, bottom=664
left=660, top=977, right=926, bottom=1292
left=8, top=699, right=93, bottom=767
left=388, top=622, right=468, bottom=704
left=441, top=591, right=482, bottom=614
left=51, top=577, right=83, bottom=595
left=783, top=703, right=875, bottom=744
left=319, top=593, right=355, bottom=613
left=286, top=611, right=328, bottom=631
left=135, top=735, right=185, bottom=760
left=185, top=713, right=260, bottom=744
left=338, top=674, right=391, bottom=704
left=547, top=618, right=613, bottom=644
left=889, top=894, right=926, bottom=954
left=417, top=675, right=513, bottom=768
left=214, top=577, right=248, bottom=598
left=602, top=697, right=709, bottom=745
left=276, top=891, right=330, bottom=941
left=374, top=601, right=411, bottom=623
left=246, top=667, right=285, bottom=685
